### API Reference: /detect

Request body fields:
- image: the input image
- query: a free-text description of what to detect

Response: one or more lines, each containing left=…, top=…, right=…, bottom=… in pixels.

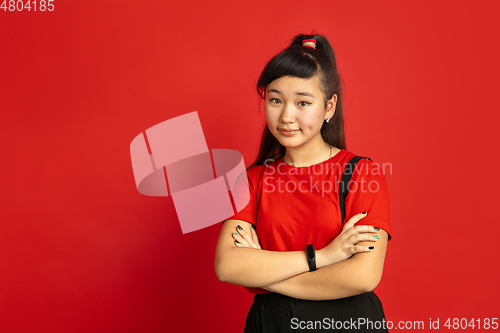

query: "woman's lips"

left=279, top=129, right=300, bottom=136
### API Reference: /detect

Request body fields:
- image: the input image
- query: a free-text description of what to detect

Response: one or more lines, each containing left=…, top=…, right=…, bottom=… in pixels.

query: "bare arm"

left=262, top=229, right=388, bottom=300
left=214, top=219, right=311, bottom=287
left=214, top=212, right=377, bottom=288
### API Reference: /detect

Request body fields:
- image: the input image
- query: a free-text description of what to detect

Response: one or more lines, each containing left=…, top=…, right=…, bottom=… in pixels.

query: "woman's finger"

left=347, top=245, right=375, bottom=256
left=346, top=232, right=380, bottom=245
left=236, top=225, right=260, bottom=249
left=232, top=231, right=251, bottom=247
left=342, top=224, right=379, bottom=239
left=251, top=227, right=262, bottom=249
left=342, top=211, right=367, bottom=233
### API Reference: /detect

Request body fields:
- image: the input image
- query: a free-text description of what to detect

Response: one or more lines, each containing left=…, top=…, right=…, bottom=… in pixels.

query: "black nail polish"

left=374, top=227, right=380, bottom=231
left=235, top=240, right=240, bottom=244
left=369, top=246, right=374, bottom=250
left=362, top=211, right=367, bottom=214
left=237, top=225, right=243, bottom=231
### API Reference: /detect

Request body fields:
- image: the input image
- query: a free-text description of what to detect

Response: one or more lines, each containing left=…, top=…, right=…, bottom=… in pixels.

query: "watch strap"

left=306, top=244, right=317, bottom=272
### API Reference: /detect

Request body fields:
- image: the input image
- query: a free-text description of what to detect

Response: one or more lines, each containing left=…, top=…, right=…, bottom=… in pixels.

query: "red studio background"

left=1, top=1, right=499, bottom=332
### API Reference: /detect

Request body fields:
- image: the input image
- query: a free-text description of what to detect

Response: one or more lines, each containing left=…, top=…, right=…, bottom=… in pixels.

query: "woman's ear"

left=326, top=94, right=337, bottom=119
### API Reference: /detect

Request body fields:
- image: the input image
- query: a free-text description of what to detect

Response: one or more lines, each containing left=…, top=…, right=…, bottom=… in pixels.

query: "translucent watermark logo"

left=263, top=175, right=382, bottom=197
left=291, top=317, right=391, bottom=330
left=263, top=158, right=393, bottom=176
left=290, top=317, right=430, bottom=330
left=129, top=111, right=250, bottom=234
left=261, top=158, right=393, bottom=197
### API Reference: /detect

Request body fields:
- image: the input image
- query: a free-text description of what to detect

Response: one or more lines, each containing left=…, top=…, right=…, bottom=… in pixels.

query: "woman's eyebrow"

left=296, top=91, right=315, bottom=98
left=267, top=88, right=281, bottom=94
left=267, top=89, right=315, bottom=98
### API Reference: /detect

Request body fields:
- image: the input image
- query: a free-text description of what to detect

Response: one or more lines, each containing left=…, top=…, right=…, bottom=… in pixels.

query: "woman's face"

left=265, top=74, right=336, bottom=150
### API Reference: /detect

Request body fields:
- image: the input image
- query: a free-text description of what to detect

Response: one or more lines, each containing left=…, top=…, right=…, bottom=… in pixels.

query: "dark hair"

left=247, top=32, right=346, bottom=170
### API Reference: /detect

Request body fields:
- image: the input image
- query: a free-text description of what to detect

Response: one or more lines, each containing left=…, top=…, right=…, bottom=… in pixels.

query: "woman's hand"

left=317, top=212, right=380, bottom=267
left=232, top=224, right=261, bottom=249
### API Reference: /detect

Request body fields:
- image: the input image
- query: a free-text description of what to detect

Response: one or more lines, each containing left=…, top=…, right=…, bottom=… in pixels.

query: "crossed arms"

left=214, top=215, right=388, bottom=301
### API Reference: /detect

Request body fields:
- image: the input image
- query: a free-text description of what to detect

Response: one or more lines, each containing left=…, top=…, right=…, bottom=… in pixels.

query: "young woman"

left=214, top=33, right=392, bottom=333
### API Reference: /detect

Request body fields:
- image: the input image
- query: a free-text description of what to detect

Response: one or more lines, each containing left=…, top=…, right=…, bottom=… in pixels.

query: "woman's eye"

left=298, top=101, right=310, bottom=107
left=269, top=98, right=281, bottom=104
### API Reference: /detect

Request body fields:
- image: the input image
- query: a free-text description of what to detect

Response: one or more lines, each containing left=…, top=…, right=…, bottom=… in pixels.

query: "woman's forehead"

left=266, top=75, right=322, bottom=96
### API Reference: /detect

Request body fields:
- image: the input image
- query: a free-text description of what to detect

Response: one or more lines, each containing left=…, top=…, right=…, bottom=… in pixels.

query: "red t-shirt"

left=225, top=149, right=392, bottom=294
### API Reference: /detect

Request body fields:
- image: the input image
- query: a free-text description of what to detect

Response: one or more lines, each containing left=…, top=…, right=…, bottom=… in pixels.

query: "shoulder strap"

left=339, top=156, right=372, bottom=224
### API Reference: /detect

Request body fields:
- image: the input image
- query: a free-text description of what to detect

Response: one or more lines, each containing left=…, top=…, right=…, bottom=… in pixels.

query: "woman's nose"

left=280, top=104, right=295, bottom=123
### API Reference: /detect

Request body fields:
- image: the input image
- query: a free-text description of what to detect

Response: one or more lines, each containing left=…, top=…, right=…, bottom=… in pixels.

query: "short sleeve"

left=222, top=165, right=263, bottom=227
left=343, top=159, right=392, bottom=240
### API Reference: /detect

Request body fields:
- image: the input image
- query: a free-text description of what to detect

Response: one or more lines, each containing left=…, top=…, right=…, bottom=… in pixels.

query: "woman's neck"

left=283, top=140, right=339, bottom=167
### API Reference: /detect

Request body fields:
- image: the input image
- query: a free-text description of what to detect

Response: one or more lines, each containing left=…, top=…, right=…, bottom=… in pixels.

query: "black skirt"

left=243, top=291, right=388, bottom=333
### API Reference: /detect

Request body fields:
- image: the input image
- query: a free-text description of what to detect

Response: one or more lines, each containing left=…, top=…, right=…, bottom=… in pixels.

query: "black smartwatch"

left=306, top=244, right=317, bottom=272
